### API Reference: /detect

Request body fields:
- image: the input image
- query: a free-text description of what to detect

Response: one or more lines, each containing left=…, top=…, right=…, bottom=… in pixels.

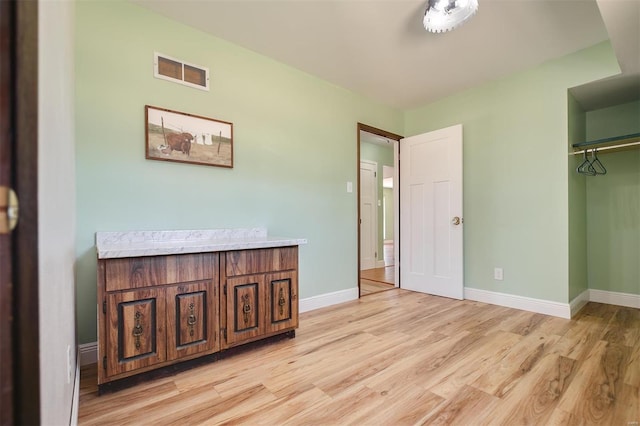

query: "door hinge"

left=103, top=300, right=106, bottom=314
left=375, top=252, right=378, bottom=258
left=223, top=284, right=227, bottom=296
left=102, top=356, right=107, bottom=370
left=374, top=171, right=377, bottom=177
left=221, top=328, right=227, bottom=340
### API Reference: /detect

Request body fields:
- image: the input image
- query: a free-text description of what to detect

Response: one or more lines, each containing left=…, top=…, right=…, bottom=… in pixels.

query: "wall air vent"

left=154, top=52, right=209, bottom=91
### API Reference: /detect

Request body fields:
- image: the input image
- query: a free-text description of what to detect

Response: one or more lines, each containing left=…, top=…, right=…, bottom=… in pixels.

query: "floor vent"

left=154, top=52, right=209, bottom=91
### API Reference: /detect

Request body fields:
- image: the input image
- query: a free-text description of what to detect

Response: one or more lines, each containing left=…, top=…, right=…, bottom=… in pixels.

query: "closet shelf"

left=572, top=132, right=640, bottom=154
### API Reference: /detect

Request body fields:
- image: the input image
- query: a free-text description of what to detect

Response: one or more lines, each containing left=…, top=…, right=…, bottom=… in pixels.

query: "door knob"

left=0, top=187, right=19, bottom=234
left=452, top=216, right=461, bottom=226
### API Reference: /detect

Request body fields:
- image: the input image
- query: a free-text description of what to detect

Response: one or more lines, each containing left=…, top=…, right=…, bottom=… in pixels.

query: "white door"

left=360, top=160, right=377, bottom=270
left=400, top=124, right=463, bottom=299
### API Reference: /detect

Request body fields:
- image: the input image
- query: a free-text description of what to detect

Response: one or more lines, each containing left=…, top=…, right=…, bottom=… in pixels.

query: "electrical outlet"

left=494, top=267, right=504, bottom=281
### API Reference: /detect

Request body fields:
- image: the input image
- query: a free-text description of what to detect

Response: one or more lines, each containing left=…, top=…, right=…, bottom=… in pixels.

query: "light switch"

left=347, top=182, right=353, bottom=193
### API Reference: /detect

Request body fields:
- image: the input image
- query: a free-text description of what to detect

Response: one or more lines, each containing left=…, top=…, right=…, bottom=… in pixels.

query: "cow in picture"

left=162, top=132, right=193, bottom=156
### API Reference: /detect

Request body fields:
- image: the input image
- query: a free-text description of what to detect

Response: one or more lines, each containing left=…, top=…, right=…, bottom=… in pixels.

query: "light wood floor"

left=361, top=266, right=395, bottom=285
left=78, top=289, right=640, bottom=425
left=360, top=266, right=395, bottom=296
left=360, top=279, right=395, bottom=296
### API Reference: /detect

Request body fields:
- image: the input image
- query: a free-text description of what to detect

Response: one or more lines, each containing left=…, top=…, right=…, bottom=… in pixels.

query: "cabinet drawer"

left=105, top=253, right=215, bottom=291
left=225, top=247, right=297, bottom=277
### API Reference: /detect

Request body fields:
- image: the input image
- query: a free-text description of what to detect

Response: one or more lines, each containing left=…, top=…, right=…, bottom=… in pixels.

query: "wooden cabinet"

left=97, top=246, right=299, bottom=391
left=98, top=253, right=219, bottom=386
left=221, top=247, right=298, bottom=348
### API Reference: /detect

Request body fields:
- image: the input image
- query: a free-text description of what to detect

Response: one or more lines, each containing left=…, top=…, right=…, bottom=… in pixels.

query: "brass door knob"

left=452, top=216, right=461, bottom=226
left=0, top=187, right=19, bottom=234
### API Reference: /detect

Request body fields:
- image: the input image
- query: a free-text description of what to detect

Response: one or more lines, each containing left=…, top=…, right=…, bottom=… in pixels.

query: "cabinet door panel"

left=166, top=280, right=219, bottom=360
left=107, top=289, right=166, bottom=377
left=177, top=291, right=205, bottom=345
left=226, top=274, right=265, bottom=346
left=266, top=271, right=298, bottom=333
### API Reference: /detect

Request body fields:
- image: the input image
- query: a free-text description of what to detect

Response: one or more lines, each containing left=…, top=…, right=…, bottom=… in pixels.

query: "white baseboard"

left=464, top=287, right=571, bottom=319
left=570, top=289, right=590, bottom=317
left=299, top=287, right=359, bottom=313
left=79, top=342, right=98, bottom=366
left=69, top=348, right=80, bottom=426
left=589, top=289, right=640, bottom=309
left=375, top=260, right=386, bottom=268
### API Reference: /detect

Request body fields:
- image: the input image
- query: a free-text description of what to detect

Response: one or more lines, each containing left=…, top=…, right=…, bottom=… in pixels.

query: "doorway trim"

left=357, top=123, right=403, bottom=297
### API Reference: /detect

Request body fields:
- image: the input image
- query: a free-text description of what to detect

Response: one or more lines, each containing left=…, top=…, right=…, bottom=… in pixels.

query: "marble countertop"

left=96, top=227, right=307, bottom=259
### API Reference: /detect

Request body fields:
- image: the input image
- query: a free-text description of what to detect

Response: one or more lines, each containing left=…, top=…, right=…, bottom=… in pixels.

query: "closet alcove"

left=568, top=92, right=640, bottom=306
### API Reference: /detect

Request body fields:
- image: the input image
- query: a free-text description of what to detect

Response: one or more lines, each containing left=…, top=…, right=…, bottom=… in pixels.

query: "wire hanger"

left=590, top=148, right=607, bottom=175
left=577, top=150, right=596, bottom=176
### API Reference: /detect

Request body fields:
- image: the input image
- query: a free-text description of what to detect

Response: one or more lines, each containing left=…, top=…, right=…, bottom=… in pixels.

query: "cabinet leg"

left=286, top=330, right=296, bottom=339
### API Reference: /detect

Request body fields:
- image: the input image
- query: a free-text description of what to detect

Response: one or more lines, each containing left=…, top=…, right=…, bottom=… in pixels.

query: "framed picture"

left=145, top=105, right=233, bottom=168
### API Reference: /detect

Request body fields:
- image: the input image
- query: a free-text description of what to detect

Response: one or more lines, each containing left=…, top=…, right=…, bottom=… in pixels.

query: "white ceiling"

left=134, top=0, right=639, bottom=111
left=570, top=0, right=640, bottom=110
left=360, top=130, right=395, bottom=147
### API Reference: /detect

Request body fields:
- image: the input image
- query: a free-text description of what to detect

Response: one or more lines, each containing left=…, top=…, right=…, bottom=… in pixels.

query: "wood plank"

left=556, top=339, right=635, bottom=424
left=421, top=384, right=501, bottom=424
left=471, top=331, right=560, bottom=398
left=488, top=354, right=577, bottom=425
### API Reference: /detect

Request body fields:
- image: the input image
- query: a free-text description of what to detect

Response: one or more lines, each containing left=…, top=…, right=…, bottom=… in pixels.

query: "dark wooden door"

left=106, top=288, right=167, bottom=377
left=265, top=271, right=298, bottom=334
left=166, top=280, right=219, bottom=360
left=0, top=1, right=39, bottom=424
left=0, top=2, right=14, bottom=421
left=224, top=274, right=266, bottom=347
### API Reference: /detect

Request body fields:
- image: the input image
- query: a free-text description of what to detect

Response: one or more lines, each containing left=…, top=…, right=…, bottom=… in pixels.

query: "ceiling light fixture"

left=423, top=0, right=478, bottom=33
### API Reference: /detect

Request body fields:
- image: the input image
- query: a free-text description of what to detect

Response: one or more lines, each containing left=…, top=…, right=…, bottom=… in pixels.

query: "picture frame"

left=145, top=105, right=233, bottom=168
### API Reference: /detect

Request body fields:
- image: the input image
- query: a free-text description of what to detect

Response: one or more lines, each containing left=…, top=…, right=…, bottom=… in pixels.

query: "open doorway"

left=357, top=124, right=402, bottom=297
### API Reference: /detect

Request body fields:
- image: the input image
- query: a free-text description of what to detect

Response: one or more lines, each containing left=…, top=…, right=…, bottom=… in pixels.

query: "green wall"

left=75, top=1, right=402, bottom=344
left=585, top=101, right=640, bottom=295
left=567, top=93, right=588, bottom=300
left=360, top=141, right=394, bottom=263
left=404, top=42, right=619, bottom=303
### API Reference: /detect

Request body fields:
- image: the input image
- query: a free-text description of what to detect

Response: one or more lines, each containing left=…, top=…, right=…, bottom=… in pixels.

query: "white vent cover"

left=154, top=52, right=209, bottom=91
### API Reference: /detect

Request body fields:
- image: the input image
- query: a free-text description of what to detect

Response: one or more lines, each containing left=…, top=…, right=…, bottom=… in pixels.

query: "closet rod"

left=570, top=140, right=640, bottom=155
